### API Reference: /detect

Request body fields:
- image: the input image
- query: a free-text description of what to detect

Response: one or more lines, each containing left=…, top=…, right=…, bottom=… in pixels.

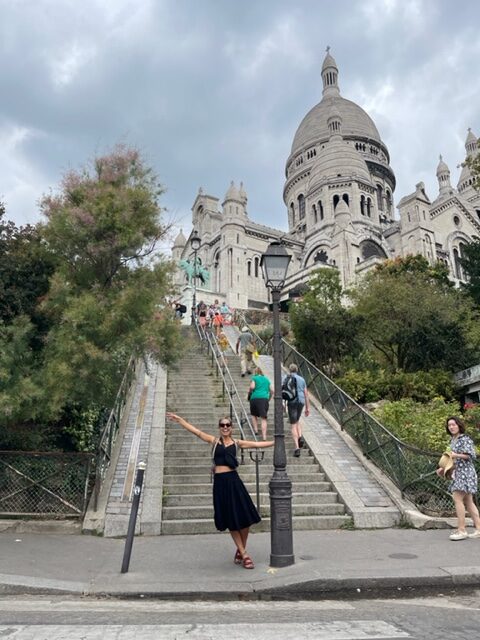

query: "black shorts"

left=250, top=397, right=269, bottom=419
left=287, top=402, right=304, bottom=424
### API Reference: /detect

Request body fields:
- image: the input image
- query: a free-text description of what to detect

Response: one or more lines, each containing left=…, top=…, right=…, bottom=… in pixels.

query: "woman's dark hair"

left=445, top=416, right=465, bottom=434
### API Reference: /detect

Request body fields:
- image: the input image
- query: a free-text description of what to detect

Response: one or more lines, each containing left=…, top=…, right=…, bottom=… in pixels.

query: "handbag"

left=245, top=342, right=256, bottom=353
left=247, top=389, right=252, bottom=401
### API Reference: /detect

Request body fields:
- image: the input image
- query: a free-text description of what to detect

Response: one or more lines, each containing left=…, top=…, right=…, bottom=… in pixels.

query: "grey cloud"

left=0, top=0, right=479, bottom=234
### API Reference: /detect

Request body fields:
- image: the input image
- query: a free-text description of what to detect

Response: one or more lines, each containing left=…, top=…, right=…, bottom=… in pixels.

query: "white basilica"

left=172, top=49, right=480, bottom=309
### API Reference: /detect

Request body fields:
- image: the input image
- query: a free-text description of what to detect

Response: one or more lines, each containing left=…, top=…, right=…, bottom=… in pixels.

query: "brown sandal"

left=234, top=549, right=242, bottom=564
left=242, top=555, right=254, bottom=569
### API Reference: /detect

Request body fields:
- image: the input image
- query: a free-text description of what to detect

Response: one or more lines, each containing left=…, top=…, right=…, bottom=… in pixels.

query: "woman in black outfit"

left=166, top=412, right=273, bottom=569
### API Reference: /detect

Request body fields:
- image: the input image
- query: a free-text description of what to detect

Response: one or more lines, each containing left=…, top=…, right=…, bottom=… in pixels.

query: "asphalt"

left=1, top=527, right=480, bottom=599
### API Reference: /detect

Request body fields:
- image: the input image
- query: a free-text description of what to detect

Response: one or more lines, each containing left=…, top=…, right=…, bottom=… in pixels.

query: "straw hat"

left=438, top=451, right=454, bottom=479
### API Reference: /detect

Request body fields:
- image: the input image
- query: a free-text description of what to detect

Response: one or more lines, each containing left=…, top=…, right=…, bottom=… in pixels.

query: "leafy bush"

left=335, top=369, right=457, bottom=404
left=372, top=397, right=476, bottom=452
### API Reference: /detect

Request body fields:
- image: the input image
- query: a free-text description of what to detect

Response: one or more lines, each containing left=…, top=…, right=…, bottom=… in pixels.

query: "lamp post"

left=190, top=230, right=201, bottom=325
left=260, top=241, right=294, bottom=568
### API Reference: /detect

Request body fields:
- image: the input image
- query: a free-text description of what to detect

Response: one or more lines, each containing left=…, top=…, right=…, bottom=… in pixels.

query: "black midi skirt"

left=213, top=470, right=261, bottom=532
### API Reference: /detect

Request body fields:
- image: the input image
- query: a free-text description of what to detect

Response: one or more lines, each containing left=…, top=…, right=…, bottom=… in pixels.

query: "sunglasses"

left=219, top=422, right=232, bottom=428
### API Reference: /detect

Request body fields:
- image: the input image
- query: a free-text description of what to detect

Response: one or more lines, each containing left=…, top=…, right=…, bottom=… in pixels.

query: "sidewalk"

left=1, top=528, right=480, bottom=598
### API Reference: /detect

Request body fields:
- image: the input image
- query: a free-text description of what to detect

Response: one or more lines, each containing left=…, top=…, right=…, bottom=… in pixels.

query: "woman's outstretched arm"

left=238, top=439, right=274, bottom=449
left=166, top=412, right=215, bottom=444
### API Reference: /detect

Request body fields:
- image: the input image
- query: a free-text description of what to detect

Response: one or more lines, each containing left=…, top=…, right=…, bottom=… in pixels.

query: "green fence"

left=259, top=337, right=478, bottom=517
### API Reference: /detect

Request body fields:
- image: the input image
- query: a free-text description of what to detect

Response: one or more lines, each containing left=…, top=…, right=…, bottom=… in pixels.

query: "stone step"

left=162, top=470, right=326, bottom=484
left=161, top=514, right=351, bottom=535
left=162, top=456, right=318, bottom=468
left=164, top=491, right=341, bottom=507
left=163, top=481, right=332, bottom=495
left=162, top=502, right=345, bottom=520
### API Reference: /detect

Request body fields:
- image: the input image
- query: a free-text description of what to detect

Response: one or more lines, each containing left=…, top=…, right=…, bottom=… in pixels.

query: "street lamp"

left=260, top=241, right=294, bottom=568
left=190, top=229, right=201, bottom=325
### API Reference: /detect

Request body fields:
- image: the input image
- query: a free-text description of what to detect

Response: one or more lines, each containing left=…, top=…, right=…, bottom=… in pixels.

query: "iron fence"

left=260, top=336, right=479, bottom=517
left=0, top=451, right=92, bottom=517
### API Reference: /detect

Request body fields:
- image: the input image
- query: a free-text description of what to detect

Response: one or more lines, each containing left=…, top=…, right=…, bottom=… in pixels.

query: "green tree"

left=290, top=269, right=361, bottom=374
left=460, top=240, right=480, bottom=307
left=351, top=257, right=480, bottom=372
left=0, top=206, right=56, bottom=334
left=35, top=145, right=181, bottom=424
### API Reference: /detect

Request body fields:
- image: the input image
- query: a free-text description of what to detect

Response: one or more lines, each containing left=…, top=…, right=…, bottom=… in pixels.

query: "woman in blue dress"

left=437, top=416, right=480, bottom=541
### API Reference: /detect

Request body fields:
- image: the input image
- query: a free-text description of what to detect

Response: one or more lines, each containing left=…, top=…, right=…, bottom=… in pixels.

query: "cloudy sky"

left=1, top=0, right=479, bottom=247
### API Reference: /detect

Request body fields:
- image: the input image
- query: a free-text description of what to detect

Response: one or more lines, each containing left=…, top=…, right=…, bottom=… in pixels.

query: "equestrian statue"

left=179, top=257, right=210, bottom=286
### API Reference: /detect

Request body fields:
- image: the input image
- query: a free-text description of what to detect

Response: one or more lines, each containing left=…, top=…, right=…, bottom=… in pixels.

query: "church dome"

left=292, top=96, right=381, bottom=154
left=173, top=228, right=186, bottom=248
left=308, top=137, right=371, bottom=191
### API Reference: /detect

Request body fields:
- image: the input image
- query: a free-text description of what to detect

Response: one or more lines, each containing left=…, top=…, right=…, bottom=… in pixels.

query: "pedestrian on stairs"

left=283, top=363, right=310, bottom=457
left=236, top=326, right=254, bottom=377
left=166, top=412, right=273, bottom=569
left=248, top=366, right=272, bottom=441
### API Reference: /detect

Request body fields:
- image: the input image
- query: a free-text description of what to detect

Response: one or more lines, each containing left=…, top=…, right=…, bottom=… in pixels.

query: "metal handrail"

left=260, top=335, right=478, bottom=516
left=193, top=318, right=265, bottom=511
left=93, top=356, right=137, bottom=510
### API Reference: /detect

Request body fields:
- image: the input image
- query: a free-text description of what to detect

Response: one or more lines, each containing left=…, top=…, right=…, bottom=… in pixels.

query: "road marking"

left=0, top=599, right=354, bottom=612
left=377, top=595, right=480, bottom=611
left=0, top=621, right=410, bottom=639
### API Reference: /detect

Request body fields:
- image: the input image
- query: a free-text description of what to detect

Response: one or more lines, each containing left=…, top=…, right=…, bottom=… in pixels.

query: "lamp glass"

left=262, top=253, right=290, bottom=288
left=190, top=231, right=201, bottom=251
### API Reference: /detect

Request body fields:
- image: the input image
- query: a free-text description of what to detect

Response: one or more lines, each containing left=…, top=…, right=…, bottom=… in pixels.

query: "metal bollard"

left=120, top=461, right=146, bottom=574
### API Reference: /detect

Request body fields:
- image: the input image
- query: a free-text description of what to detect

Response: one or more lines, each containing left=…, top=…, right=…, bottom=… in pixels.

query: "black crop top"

left=213, top=440, right=239, bottom=469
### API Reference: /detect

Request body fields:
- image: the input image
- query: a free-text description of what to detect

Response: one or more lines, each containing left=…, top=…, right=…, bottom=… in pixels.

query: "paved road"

left=1, top=593, right=480, bottom=638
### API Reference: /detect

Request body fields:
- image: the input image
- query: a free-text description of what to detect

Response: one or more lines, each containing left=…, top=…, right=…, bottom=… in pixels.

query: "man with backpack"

left=282, top=363, right=310, bottom=457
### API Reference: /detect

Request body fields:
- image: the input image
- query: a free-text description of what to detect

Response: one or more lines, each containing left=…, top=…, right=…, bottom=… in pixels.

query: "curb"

left=2, top=570, right=480, bottom=599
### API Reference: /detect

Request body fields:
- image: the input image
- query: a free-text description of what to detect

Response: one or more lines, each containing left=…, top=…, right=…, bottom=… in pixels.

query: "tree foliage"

left=0, top=147, right=181, bottom=450
left=460, top=240, right=480, bottom=307
left=290, top=269, right=361, bottom=374
left=350, top=256, right=480, bottom=372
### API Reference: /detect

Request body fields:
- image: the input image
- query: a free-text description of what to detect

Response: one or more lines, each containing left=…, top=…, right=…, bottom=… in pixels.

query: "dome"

left=173, top=228, right=186, bottom=248
left=224, top=180, right=239, bottom=201
left=436, top=154, right=450, bottom=176
left=308, top=137, right=371, bottom=192
left=292, top=96, right=381, bottom=154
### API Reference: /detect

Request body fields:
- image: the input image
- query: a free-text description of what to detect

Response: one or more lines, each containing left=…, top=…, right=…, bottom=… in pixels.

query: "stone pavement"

left=1, top=528, right=480, bottom=598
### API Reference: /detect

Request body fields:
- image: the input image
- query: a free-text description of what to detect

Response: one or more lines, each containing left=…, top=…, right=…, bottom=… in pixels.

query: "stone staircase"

left=162, top=330, right=350, bottom=534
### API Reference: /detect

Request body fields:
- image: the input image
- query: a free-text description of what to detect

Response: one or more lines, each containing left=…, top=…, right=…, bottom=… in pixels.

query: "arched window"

left=318, top=201, right=324, bottom=220
left=290, top=202, right=295, bottom=225
left=376, top=185, right=383, bottom=210
left=424, top=235, right=432, bottom=263
left=298, top=194, right=306, bottom=219
left=359, top=240, right=387, bottom=260
left=453, top=248, right=462, bottom=279
left=333, top=194, right=340, bottom=210
left=312, top=204, right=318, bottom=223
left=254, top=257, right=259, bottom=278
left=360, top=195, right=365, bottom=216
left=247, top=261, right=251, bottom=277
left=386, top=190, right=392, bottom=215
left=367, top=198, right=372, bottom=217
left=342, top=193, right=349, bottom=206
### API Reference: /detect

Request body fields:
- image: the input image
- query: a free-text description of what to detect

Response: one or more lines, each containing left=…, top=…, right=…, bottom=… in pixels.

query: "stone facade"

left=172, top=49, right=480, bottom=308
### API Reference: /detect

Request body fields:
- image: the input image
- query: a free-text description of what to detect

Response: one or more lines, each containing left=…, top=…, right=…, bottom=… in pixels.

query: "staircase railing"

left=260, top=336, right=476, bottom=517
left=193, top=319, right=265, bottom=511
left=93, top=356, right=137, bottom=510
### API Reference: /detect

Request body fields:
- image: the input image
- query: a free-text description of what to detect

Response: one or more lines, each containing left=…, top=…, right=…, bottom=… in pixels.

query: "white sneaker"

left=468, top=530, right=480, bottom=539
left=449, top=530, right=469, bottom=541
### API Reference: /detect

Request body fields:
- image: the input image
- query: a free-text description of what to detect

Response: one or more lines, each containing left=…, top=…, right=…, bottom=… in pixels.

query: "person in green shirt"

left=248, top=367, right=273, bottom=440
